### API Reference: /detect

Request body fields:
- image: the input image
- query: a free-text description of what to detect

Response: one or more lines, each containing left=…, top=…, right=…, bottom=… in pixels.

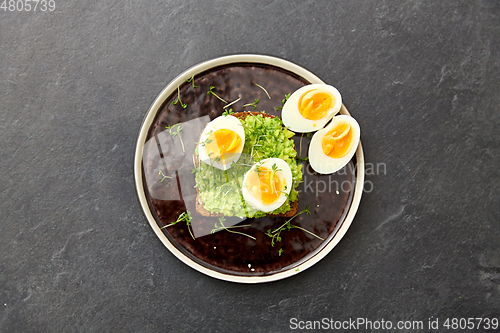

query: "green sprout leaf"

left=186, top=75, right=198, bottom=88
left=207, top=86, right=228, bottom=103
left=297, top=156, right=309, bottom=163
left=161, top=211, right=195, bottom=240
left=243, top=98, right=259, bottom=109
left=276, top=93, right=291, bottom=111
left=222, top=108, right=234, bottom=117
left=158, top=170, right=172, bottom=183
left=166, top=123, right=185, bottom=153
left=265, top=205, right=323, bottom=252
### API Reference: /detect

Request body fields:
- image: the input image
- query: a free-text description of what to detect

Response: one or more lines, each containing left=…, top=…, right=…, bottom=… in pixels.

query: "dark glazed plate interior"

left=134, top=55, right=365, bottom=283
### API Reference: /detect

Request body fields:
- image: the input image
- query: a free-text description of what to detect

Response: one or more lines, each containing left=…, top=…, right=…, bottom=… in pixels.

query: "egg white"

left=242, top=158, right=293, bottom=213
left=281, top=84, right=342, bottom=133
left=197, top=115, right=245, bottom=170
left=308, top=115, right=360, bottom=174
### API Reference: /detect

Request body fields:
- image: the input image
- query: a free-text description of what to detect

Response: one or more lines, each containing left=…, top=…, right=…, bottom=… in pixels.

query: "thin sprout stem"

left=299, top=133, right=304, bottom=157
left=221, top=221, right=255, bottom=240
left=223, top=97, right=241, bottom=109
left=227, top=229, right=256, bottom=240
left=272, top=208, right=304, bottom=234
left=271, top=170, right=278, bottom=194
left=255, top=83, right=271, bottom=99
left=179, top=135, right=185, bottom=153
left=212, top=224, right=252, bottom=234
left=209, top=89, right=228, bottom=103
left=215, top=94, right=228, bottom=103
left=187, top=224, right=195, bottom=240
left=242, top=98, right=259, bottom=108
left=227, top=224, right=252, bottom=228
left=291, top=225, right=324, bottom=240
left=272, top=220, right=290, bottom=234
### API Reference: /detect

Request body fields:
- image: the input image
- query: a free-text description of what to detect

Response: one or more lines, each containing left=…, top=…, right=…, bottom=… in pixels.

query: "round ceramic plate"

left=134, top=54, right=364, bottom=283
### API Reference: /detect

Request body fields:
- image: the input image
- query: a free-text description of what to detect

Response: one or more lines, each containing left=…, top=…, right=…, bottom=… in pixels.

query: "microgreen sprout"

left=266, top=205, right=324, bottom=250
left=253, top=163, right=263, bottom=178
left=196, top=134, right=213, bottom=148
left=224, top=97, right=241, bottom=109
left=186, top=75, right=198, bottom=88
left=243, top=98, right=259, bottom=109
left=161, top=211, right=195, bottom=240
left=166, top=123, right=185, bottom=152
left=211, top=217, right=255, bottom=240
left=172, top=86, right=187, bottom=108
left=280, top=184, right=288, bottom=194
left=222, top=108, right=234, bottom=117
left=299, top=133, right=304, bottom=157
left=207, top=86, right=228, bottom=103
left=276, top=93, right=291, bottom=111
left=265, top=228, right=281, bottom=247
left=255, top=83, right=271, bottom=99
left=297, top=156, right=309, bottom=163
left=158, top=170, right=172, bottom=182
left=278, top=248, right=283, bottom=256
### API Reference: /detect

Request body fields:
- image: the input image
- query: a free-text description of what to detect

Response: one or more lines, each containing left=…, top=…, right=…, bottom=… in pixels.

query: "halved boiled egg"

left=308, top=115, right=360, bottom=174
left=198, top=115, right=245, bottom=170
left=242, top=158, right=292, bottom=213
left=282, top=84, right=342, bottom=133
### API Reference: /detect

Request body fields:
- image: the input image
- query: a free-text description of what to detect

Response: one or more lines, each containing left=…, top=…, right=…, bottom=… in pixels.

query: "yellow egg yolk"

left=322, top=122, right=353, bottom=158
left=205, top=128, right=241, bottom=162
left=298, top=89, right=334, bottom=120
left=246, top=167, right=284, bottom=205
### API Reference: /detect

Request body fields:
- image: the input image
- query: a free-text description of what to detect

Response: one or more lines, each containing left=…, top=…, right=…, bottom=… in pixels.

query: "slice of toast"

left=195, top=111, right=298, bottom=218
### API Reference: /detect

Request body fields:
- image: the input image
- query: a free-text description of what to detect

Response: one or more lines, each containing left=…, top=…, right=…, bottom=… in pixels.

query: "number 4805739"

left=1, top=0, right=56, bottom=11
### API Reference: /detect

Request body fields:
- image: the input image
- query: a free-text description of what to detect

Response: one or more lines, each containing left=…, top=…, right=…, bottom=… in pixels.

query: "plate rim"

left=134, top=54, right=365, bottom=283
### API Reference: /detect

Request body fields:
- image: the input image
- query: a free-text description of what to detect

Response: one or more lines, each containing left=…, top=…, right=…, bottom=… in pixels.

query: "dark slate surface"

left=1, top=1, right=499, bottom=332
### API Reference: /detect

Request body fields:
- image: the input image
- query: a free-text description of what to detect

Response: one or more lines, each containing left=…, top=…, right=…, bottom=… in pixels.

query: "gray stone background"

left=1, top=1, right=499, bottom=332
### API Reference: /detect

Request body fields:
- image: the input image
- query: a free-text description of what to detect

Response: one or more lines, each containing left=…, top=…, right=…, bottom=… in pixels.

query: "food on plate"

left=242, top=158, right=293, bottom=213
left=197, top=115, right=245, bottom=170
left=281, top=84, right=342, bottom=133
left=194, top=112, right=301, bottom=218
left=308, top=115, right=360, bottom=174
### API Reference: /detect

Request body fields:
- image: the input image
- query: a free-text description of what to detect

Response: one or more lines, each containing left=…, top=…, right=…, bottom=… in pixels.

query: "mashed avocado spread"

left=194, top=114, right=302, bottom=218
